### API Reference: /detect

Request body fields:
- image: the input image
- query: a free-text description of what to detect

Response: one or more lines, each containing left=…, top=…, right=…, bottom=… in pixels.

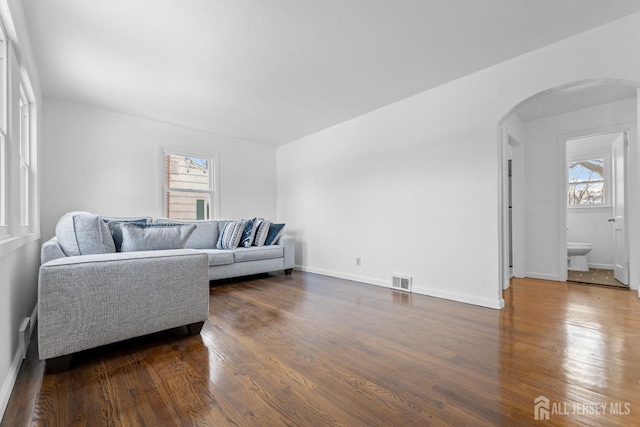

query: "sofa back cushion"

left=155, top=218, right=219, bottom=249
left=120, top=223, right=197, bottom=252
left=55, top=211, right=116, bottom=256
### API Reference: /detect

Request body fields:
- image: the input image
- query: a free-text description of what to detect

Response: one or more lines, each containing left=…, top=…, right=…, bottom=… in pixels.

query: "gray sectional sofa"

left=38, top=212, right=295, bottom=372
left=152, top=217, right=295, bottom=281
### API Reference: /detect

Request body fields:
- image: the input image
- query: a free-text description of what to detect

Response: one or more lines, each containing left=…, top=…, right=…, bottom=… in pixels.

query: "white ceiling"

left=22, top=0, right=640, bottom=146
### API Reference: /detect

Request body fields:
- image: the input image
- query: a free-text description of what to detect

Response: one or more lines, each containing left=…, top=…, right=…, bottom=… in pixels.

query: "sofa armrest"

left=38, top=249, right=209, bottom=360
left=41, top=237, right=66, bottom=265
left=278, top=235, right=294, bottom=270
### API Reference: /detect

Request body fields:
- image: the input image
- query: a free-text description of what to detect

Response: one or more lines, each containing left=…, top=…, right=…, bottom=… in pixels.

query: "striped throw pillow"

left=216, top=220, right=247, bottom=249
left=253, top=219, right=271, bottom=247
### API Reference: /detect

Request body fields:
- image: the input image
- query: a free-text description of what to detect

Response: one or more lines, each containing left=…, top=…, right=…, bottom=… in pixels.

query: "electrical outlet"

left=356, top=257, right=361, bottom=266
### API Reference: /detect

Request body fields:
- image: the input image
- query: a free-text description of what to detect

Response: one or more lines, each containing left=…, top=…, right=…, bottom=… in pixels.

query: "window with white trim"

left=568, top=157, right=609, bottom=206
left=0, top=133, right=6, bottom=233
left=0, top=16, right=37, bottom=241
left=163, top=152, right=214, bottom=220
left=19, top=85, right=30, bottom=226
left=0, top=24, right=6, bottom=237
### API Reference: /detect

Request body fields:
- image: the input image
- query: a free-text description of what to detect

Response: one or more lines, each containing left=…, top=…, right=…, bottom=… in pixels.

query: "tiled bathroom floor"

left=567, top=268, right=629, bottom=289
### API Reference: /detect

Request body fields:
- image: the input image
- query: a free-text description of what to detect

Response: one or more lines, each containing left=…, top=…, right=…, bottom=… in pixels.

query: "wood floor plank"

left=3, top=273, right=640, bottom=426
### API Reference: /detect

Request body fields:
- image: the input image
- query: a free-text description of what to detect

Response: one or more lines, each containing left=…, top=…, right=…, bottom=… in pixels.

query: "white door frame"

left=558, top=125, right=633, bottom=283
left=612, top=133, right=629, bottom=284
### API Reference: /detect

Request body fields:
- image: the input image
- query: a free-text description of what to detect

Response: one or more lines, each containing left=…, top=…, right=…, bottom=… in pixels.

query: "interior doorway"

left=498, top=78, right=640, bottom=298
left=564, top=131, right=629, bottom=289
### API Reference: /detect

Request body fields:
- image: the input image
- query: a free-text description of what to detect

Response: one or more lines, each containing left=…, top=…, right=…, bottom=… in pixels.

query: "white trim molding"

left=295, top=265, right=504, bottom=310
left=0, top=300, right=37, bottom=422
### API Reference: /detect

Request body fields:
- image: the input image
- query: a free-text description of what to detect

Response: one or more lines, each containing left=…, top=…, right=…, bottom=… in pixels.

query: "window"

left=0, top=24, right=6, bottom=236
left=0, top=133, right=5, bottom=231
left=19, top=85, right=30, bottom=226
left=164, top=152, right=213, bottom=220
left=568, top=158, right=606, bottom=206
left=0, top=16, right=37, bottom=240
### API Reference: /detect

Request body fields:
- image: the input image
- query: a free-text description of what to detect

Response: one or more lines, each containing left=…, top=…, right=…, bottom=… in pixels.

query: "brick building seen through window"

left=165, top=154, right=211, bottom=220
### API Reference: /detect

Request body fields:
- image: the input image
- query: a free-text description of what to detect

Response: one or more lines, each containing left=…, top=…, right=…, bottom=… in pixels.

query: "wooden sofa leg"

left=187, top=321, right=205, bottom=335
left=46, top=354, right=73, bottom=373
left=285, top=268, right=293, bottom=275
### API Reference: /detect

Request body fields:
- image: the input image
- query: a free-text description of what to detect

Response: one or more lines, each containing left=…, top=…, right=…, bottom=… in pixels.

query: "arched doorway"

left=498, top=78, right=640, bottom=297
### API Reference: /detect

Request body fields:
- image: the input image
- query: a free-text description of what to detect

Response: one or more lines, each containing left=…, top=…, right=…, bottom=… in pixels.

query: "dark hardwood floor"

left=3, top=272, right=640, bottom=426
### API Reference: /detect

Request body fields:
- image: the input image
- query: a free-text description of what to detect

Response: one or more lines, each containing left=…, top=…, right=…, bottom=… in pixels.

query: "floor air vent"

left=392, top=275, right=412, bottom=292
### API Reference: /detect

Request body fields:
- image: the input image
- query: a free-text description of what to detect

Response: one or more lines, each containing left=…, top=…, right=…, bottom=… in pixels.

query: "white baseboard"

left=0, top=342, right=25, bottom=423
left=0, top=302, right=37, bottom=422
left=295, top=265, right=503, bottom=309
left=295, top=265, right=388, bottom=288
left=411, top=285, right=503, bottom=309
left=525, top=272, right=561, bottom=281
left=588, top=263, right=614, bottom=270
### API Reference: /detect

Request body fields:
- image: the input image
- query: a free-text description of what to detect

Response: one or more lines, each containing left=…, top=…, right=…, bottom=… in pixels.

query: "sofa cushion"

left=216, top=220, right=247, bottom=250
left=155, top=218, right=219, bottom=249
left=120, top=223, right=196, bottom=252
left=253, top=219, right=271, bottom=246
left=264, top=223, right=286, bottom=245
left=103, top=218, right=149, bottom=251
left=200, top=249, right=234, bottom=266
left=233, top=245, right=284, bottom=263
left=55, top=211, right=116, bottom=256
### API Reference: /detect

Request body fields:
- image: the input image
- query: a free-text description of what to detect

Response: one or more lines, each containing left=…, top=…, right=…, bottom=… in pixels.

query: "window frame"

left=0, top=133, right=7, bottom=239
left=160, top=147, right=220, bottom=220
left=0, top=7, right=39, bottom=247
left=19, top=84, right=28, bottom=226
left=17, top=78, right=35, bottom=232
left=0, top=21, right=6, bottom=239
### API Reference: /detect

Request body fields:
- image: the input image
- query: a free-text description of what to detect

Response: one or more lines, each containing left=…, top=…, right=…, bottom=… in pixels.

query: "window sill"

left=568, top=206, right=612, bottom=213
left=0, top=232, right=41, bottom=258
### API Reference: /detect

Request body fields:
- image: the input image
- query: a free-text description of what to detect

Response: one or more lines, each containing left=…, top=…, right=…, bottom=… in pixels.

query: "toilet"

left=567, top=242, right=593, bottom=271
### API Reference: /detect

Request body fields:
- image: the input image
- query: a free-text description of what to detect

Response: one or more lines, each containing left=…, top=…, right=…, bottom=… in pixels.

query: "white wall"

left=41, top=99, right=278, bottom=240
left=277, top=12, right=640, bottom=309
left=0, top=239, right=40, bottom=415
left=522, top=100, right=636, bottom=279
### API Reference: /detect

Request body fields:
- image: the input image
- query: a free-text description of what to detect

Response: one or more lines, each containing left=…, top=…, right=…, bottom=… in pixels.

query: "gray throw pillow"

left=55, top=211, right=116, bottom=256
left=120, top=223, right=197, bottom=252
left=103, top=218, right=149, bottom=251
left=155, top=218, right=219, bottom=249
